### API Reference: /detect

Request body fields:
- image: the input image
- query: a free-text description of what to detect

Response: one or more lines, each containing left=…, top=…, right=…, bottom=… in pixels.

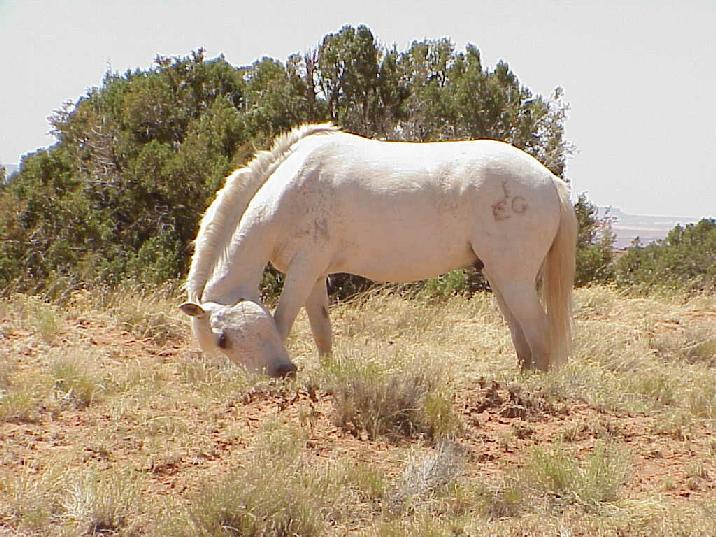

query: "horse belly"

left=332, top=216, right=476, bottom=283
left=345, top=249, right=475, bottom=283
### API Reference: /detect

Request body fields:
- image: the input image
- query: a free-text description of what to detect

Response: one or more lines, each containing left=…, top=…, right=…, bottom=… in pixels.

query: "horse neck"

left=201, top=223, right=272, bottom=305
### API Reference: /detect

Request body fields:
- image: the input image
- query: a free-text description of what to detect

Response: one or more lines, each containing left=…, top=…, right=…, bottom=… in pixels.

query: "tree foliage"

left=1, top=27, right=573, bottom=293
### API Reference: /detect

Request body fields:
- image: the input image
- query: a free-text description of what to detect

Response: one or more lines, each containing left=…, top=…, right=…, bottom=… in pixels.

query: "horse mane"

left=186, top=123, right=339, bottom=302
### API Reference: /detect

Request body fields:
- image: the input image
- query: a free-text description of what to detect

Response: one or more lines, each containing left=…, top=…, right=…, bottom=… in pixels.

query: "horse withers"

left=180, top=124, right=577, bottom=377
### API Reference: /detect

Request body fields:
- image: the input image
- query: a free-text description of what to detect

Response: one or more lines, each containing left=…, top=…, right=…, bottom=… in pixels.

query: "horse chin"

left=255, top=339, right=296, bottom=378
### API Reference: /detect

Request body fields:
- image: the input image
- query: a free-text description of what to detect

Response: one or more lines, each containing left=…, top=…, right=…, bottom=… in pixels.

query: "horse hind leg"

left=483, top=266, right=532, bottom=369
left=484, top=266, right=550, bottom=370
left=489, top=281, right=533, bottom=369
left=471, top=217, right=556, bottom=371
left=496, top=281, right=551, bottom=371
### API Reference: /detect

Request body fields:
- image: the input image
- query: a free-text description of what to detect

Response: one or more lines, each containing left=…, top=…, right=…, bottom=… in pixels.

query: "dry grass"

left=62, top=469, right=140, bottom=535
left=158, top=422, right=395, bottom=536
left=104, top=284, right=186, bottom=345
left=0, top=464, right=140, bottom=535
left=0, top=285, right=714, bottom=536
left=0, top=365, right=53, bottom=423
left=389, top=440, right=466, bottom=509
left=520, top=441, right=630, bottom=508
left=0, top=294, right=64, bottom=342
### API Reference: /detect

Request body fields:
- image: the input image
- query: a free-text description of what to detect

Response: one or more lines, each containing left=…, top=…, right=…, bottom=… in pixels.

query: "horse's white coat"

left=182, top=125, right=577, bottom=376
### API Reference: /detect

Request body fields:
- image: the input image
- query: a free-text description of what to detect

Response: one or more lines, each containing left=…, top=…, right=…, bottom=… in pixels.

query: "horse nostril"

left=275, top=362, right=298, bottom=378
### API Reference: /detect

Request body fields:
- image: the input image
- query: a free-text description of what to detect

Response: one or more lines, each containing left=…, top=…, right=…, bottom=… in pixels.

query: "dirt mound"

left=463, top=378, right=560, bottom=421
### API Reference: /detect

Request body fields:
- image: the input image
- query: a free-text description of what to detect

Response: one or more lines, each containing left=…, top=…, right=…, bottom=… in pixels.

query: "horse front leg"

left=305, top=277, right=333, bottom=356
left=274, top=252, right=329, bottom=343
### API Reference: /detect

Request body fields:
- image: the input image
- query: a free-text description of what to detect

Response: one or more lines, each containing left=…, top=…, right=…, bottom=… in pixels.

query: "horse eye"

left=218, top=331, right=229, bottom=349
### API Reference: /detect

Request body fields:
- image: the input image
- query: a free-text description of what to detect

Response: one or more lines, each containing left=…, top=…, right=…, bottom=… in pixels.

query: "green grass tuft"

left=323, top=352, right=459, bottom=440
left=51, top=351, right=106, bottom=408
left=519, top=441, right=630, bottom=510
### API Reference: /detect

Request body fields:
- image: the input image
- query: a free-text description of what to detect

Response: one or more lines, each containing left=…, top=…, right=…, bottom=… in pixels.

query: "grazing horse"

left=180, top=124, right=577, bottom=377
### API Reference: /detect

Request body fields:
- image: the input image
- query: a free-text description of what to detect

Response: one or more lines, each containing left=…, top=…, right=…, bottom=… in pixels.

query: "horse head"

left=179, top=299, right=297, bottom=378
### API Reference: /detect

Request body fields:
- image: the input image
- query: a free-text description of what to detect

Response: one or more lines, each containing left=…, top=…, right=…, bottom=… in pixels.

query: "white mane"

left=186, top=123, right=339, bottom=302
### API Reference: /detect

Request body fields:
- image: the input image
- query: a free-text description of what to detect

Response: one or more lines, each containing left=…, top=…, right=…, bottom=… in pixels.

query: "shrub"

left=615, top=218, right=716, bottom=293
left=1, top=30, right=570, bottom=294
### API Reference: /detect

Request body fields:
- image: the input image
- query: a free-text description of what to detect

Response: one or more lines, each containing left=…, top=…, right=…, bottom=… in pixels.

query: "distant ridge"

left=599, top=207, right=700, bottom=249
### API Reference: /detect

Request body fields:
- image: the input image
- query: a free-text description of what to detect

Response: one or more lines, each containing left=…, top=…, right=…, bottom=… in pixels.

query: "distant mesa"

left=599, top=206, right=699, bottom=249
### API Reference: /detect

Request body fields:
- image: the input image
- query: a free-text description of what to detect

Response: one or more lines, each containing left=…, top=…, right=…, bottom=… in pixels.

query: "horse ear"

left=179, top=302, right=207, bottom=318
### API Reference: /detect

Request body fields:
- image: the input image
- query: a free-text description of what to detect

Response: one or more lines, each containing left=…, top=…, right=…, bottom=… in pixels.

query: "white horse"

left=180, top=124, right=577, bottom=377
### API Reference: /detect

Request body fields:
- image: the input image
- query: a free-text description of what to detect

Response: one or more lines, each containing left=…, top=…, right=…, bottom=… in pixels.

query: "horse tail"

left=186, top=123, right=339, bottom=303
left=541, top=177, right=578, bottom=368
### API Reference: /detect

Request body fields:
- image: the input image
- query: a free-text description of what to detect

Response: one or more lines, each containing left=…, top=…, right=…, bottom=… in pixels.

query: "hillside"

left=599, top=207, right=700, bottom=249
left=1, top=287, right=714, bottom=535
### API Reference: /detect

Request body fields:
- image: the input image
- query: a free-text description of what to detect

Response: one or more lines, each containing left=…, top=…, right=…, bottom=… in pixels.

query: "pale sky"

left=0, top=0, right=714, bottom=218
